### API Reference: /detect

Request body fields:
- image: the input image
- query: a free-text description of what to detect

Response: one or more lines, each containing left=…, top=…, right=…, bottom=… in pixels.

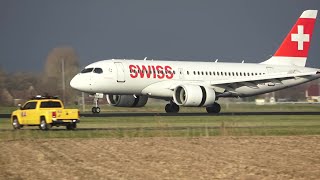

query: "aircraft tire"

left=165, top=103, right=180, bottom=113
left=206, top=102, right=221, bottom=113
left=92, top=107, right=101, bottom=114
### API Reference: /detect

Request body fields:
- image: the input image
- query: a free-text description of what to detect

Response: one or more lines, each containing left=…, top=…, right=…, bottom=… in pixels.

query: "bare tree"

left=42, top=46, right=80, bottom=104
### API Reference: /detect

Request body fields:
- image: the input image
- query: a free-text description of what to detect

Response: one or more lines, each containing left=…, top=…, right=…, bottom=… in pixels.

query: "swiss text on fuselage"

left=129, top=65, right=174, bottom=79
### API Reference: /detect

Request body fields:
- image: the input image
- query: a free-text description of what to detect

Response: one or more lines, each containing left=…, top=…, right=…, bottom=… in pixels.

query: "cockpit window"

left=81, top=68, right=94, bottom=73
left=93, top=68, right=103, bottom=74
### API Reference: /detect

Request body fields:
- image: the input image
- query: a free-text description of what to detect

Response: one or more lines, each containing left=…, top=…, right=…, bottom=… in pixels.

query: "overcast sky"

left=1, top=0, right=320, bottom=72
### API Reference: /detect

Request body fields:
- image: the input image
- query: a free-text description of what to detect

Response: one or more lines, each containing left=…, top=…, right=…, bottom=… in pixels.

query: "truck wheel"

left=66, top=123, right=76, bottom=130
left=12, top=117, right=21, bottom=129
left=39, top=119, right=50, bottom=130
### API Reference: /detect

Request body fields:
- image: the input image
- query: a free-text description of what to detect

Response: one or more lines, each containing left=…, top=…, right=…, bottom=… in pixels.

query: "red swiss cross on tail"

left=262, top=10, right=317, bottom=67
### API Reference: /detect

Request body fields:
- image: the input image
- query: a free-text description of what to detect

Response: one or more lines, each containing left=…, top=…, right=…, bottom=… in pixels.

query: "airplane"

left=70, top=10, right=319, bottom=114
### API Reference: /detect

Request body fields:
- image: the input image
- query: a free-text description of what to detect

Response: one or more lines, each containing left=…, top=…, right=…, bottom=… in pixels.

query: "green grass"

left=2, top=103, right=320, bottom=114
left=1, top=115, right=320, bottom=140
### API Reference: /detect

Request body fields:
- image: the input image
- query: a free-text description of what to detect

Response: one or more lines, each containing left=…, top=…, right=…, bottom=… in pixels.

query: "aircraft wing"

left=210, top=70, right=320, bottom=86
left=142, top=70, right=320, bottom=96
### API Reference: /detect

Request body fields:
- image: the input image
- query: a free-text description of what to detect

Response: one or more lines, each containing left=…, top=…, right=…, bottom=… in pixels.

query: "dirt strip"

left=0, top=136, right=319, bottom=180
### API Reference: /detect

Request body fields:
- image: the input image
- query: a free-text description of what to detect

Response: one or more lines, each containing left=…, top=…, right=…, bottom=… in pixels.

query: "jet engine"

left=173, top=85, right=216, bottom=106
left=106, top=94, right=148, bottom=107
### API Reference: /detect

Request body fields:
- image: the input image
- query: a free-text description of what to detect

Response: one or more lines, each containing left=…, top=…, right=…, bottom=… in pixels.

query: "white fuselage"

left=70, top=59, right=320, bottom=99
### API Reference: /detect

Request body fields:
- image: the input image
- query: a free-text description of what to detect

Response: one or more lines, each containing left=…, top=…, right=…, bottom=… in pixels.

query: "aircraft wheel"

left=165, top=103, right=180, bottom=113
left=92, top=107, right=101, bottom=114
left=165, top=104, right=172, bottom=113
left=206, top=102, right=221, bottom=113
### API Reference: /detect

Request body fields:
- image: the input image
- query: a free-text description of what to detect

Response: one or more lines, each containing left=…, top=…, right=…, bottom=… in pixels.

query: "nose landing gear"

left=91, top=93, right=103, bottom=114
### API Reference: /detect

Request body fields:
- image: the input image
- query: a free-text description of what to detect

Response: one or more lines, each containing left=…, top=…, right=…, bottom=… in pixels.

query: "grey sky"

left=1, top=0, right=320, bottom=72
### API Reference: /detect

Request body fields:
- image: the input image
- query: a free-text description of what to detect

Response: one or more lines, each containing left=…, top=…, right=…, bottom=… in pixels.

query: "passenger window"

left=81, top=68, right=94, bottom=73
left=93, top=68, right=103, bottom=74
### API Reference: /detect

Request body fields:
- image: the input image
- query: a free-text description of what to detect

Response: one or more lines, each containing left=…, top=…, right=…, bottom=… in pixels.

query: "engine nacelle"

left=173, top=85, right=216, bottom=107
left=106, top=94, right=148, bottom=107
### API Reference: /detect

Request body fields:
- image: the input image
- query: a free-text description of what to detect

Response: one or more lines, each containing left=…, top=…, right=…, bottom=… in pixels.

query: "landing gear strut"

left=165, top=101, right=180, bottom=113
left=92, top=97, right=101, bottom=114
left=206, top=102, right=221, bottom=113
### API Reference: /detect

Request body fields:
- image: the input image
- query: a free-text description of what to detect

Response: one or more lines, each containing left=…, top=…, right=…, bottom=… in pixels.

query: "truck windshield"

left=40, top=101, right=62, bottom=108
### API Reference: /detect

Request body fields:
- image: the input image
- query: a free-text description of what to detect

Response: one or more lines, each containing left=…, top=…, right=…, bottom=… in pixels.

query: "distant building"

left=305, top=84, right=320, bottom=102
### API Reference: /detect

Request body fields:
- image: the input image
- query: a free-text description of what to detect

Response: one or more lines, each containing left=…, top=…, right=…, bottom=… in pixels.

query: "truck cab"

left=11, top=96, right=80, bottom=130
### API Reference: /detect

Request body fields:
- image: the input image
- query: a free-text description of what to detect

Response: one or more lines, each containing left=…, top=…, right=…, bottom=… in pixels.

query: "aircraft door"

left=114, top=62, right=125, bottom=83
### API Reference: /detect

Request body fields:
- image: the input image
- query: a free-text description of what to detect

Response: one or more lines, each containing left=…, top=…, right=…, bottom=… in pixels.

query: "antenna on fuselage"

left=241, top=60, right=245, bottom=63
left=144, top=57, right=147, bottom=61
left=215, top=59, right=218, bottom=63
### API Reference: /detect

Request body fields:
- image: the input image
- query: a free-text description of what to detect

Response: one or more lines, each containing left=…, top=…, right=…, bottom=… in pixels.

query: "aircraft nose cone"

left=70, top=75, right=80, bottom=90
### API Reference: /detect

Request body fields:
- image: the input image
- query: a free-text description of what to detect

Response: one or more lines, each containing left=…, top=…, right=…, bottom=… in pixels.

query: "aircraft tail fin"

left=261, top=10, right=317, bottom=67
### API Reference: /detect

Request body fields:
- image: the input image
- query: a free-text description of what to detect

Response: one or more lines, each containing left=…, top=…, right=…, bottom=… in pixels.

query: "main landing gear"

left=165, top=101, right=180, bottom=113
left=164, top=101, right=221, bottom=114
left=206, top=102, right=221, bottom=113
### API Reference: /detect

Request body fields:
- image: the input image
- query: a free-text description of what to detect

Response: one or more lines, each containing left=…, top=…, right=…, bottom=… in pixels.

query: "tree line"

left=0, top=46, right=80, bottom=106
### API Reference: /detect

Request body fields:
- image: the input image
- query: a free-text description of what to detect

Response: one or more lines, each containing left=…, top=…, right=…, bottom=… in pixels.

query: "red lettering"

left=156, top=66, right=164, bottom=79
left=165, top=66, right=173, bottom=79
left=152, top=65, right=156, bottom=78
left=129, top=65, right=174, bottom=79
left=136, top=66, right=144, bottom=78
left=129, top=65, right=138, bottom=78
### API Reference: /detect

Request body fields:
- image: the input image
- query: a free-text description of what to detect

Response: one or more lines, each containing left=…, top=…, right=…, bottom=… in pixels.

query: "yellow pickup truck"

left=11, top=96, right=80, bottom=130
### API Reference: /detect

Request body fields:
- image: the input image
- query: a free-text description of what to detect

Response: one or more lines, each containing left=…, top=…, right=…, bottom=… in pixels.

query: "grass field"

left=2, top=102, right=320, bottom=113
left=1, top=115, right=320, bottom=140
left=1, top=105, right=320, bottom=179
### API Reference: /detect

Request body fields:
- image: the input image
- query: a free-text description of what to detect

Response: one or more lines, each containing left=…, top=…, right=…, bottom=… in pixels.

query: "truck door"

left=114, top=62, right=125, bottom=83
left=21, top=101, right=38, bottom=125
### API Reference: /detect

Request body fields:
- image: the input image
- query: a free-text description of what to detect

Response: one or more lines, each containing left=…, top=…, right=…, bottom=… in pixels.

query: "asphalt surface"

left=82, top=111, right=320, bottom=117
left=1, top=111, right=320, bottom=119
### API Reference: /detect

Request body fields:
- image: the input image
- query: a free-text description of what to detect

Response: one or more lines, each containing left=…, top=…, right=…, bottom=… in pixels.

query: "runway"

left=1, top=111, right=320, bottom=118
left=81, top=111, right=320, bottom=117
